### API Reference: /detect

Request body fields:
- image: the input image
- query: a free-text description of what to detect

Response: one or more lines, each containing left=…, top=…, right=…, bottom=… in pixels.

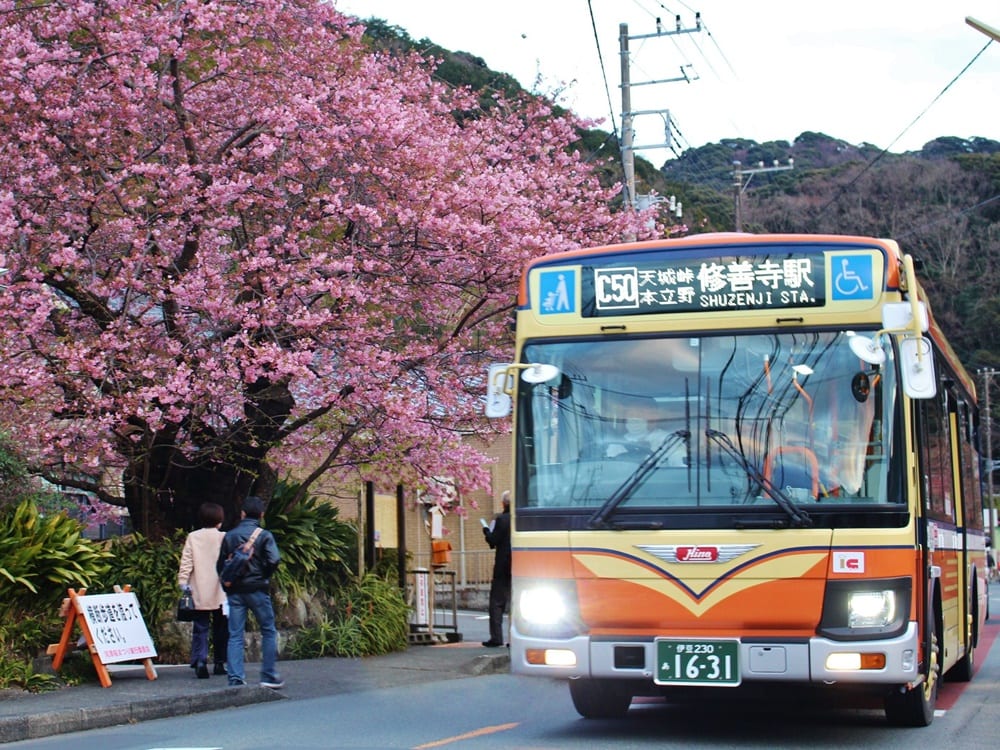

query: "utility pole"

left=619, top=15, right=701, bottom=210
left=732, top=159, right=794, bottom=231
left=981, top=368, right=998, bottom=538
left=619, top=23, right=635, bottom=210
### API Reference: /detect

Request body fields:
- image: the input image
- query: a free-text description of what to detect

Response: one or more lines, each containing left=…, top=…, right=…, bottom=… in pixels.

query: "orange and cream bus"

left=486, top=233, right=989, bottom=727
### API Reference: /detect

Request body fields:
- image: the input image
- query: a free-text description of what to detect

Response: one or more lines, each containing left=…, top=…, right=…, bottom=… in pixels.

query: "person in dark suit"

left=482, top=490, right=511, bottom=647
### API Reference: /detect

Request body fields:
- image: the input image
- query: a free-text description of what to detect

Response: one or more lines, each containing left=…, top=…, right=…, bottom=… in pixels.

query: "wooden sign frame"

left=48, top=586, right=157, bottom=688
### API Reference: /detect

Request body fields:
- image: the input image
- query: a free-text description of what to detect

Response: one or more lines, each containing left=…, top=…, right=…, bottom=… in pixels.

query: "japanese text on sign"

left=584, top=254, right=826, bottom=316
left=78, top=592, right=157, bottom=664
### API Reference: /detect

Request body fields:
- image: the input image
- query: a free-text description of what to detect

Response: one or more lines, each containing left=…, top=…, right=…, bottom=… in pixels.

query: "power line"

left=898, top=192, right=1000, bottom=239
left=883, top=41, right=993, bottom=155
left=815, top=40, right=993, bottom=219
left=587, top=0, right=620, bottom=145
left=696, top=21, right=738, bottom=80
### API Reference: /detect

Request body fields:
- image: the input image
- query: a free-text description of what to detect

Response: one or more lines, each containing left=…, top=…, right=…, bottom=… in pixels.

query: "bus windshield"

left=517, top=330, right=900, bottom=517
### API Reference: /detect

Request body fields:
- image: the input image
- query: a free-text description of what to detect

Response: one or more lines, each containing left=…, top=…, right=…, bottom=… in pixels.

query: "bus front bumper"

left=510, top=622, right=920, bottom=685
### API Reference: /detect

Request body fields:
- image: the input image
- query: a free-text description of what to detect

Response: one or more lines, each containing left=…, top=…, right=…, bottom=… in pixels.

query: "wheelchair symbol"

left=834, top=258, right=869, bottom=297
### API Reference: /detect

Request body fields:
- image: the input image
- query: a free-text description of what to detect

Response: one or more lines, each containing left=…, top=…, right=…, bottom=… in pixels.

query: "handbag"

left=176, top=590, right=196, bottom=622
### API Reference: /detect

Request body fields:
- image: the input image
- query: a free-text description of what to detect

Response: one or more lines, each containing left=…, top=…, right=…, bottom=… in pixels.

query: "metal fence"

left=408, top=549, right=495, bottom=588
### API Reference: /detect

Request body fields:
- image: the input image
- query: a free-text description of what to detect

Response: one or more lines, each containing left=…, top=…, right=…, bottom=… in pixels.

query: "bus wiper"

left=588, top=430, right=690, bottom=529
left=704, top=429, right=812, bottom=528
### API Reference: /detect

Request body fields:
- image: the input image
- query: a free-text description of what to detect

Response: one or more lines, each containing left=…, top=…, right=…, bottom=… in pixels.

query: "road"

left=9, top=597, right=1000, bottom=749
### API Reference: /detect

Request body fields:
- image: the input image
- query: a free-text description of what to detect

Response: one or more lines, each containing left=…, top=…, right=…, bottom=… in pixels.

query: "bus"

left=486, top=233, right=989, bottom=727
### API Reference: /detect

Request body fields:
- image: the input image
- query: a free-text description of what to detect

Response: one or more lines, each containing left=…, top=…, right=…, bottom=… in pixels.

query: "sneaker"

left=260, top=679, right=285, bottom=689
left=228, top=678, right=246, bottom=687
left=214, top=663, right=226, bottom=676
left=195, top=662, right=209, bottom=679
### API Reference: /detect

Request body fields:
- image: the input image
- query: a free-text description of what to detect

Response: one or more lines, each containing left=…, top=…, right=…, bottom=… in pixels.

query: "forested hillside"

left=662, top=134, right=1000, bottom=370
left=360, top=17, right=1000, bottom=371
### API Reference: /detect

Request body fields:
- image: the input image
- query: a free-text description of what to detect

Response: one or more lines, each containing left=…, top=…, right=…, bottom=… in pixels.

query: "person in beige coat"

left=178, top=502, right=228, bottom=678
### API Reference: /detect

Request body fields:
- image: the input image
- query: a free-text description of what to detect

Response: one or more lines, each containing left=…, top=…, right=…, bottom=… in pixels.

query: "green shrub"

left=0, top=481, right=399, bottom=689
left=0, top=500, right=113, bottom=616
left=370, top=547, right=409, bottom=582
left=289, top=574, right=409, bottom=658
left=0, top=652, right=57, bottom=692
left=101, top=531, right=186, bottom=634
left=0, top=617, right=59, bottom=691
left=0, top=500, right=114, bottom=687
left=264, top=481, right=357, bottom=600
left=287, top=615, right=341, bottom=658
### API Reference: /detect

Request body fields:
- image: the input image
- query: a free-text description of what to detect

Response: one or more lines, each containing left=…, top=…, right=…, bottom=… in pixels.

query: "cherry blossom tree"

left=0, top=0, right=654, bottom=536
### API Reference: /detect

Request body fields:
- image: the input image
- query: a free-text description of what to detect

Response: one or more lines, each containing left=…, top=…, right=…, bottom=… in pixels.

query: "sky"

left=334, top=0, right=1000, bottom=166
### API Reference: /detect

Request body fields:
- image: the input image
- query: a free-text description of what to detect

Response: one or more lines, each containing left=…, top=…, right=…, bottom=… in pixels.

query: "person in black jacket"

left=482, top=491, right=511, bottom=647
left=217, top=495, right=282, bottom=688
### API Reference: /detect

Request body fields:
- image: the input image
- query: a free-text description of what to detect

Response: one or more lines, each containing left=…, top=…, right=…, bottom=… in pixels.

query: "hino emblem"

left=636, top=544, right=760, bottom=564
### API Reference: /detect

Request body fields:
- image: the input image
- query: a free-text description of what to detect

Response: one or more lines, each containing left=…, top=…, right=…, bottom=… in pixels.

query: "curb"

left=464, top=652, right=510, bottom=676
left=0, top=685, right=282, bottom=744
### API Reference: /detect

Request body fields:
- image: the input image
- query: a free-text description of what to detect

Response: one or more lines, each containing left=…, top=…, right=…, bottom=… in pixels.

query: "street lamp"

left=966, top=16, right=1000, bottom=42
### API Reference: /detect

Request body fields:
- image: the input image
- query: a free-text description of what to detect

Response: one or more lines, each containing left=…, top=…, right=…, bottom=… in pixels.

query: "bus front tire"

left=568, top=678, right=633, bottom=719
left=884, top=620, right=939, bottom=727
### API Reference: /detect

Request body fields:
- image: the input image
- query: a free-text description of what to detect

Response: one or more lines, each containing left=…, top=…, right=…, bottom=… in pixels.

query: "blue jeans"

left=226, top=590, right=279, bottom=685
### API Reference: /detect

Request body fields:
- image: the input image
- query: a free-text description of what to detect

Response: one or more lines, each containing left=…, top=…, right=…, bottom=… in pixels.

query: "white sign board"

left=78, top=592, right=157, bottom=664
left=414, top=568, right=429, bottom=627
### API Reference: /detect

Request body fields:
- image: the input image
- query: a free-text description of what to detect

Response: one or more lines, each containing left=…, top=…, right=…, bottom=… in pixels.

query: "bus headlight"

left=520, top=586, right=568, bottom=625
left=818, top=577, right=910, bottom=641
left=514, top=580, right=581, bottom=637
left=847, top=590, right=895, bottom=629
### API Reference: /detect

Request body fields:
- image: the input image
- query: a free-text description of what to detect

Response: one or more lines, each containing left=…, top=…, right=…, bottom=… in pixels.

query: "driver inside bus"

left=605, top=395, right=686, bottom=465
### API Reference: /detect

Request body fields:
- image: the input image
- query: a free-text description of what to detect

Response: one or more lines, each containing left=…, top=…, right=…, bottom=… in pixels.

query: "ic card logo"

left=832, top=551, right=865, bottom=573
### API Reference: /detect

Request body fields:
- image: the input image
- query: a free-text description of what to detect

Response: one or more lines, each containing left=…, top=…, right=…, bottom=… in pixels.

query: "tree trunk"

left=120, top=378, right=293, bottom=537
left=123, top=451, right=274, bottom=537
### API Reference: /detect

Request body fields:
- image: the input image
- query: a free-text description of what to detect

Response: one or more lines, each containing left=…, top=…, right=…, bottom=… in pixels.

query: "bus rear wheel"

left=884, top=621, right=939, bottom=727
left=946, top=589, right=978, bottom=683
left=568, top=678, right=633, bottom=719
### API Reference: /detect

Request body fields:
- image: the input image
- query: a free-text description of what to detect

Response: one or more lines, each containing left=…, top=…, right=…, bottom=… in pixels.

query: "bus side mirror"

left=484, top=362, right=561, bottom=418
left=485, top=363, right=513, bottom=418
left=899, top=337, right=936, bottom=399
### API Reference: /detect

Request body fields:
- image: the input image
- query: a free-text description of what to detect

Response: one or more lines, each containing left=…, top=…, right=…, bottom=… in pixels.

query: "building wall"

left=297, top=430, right=513, bottom=587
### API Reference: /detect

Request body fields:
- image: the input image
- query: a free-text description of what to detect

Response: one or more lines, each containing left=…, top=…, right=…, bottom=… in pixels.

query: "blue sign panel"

left=830, top=254, right=874, bottom=301
left=538, top=269, right=576, bottom=315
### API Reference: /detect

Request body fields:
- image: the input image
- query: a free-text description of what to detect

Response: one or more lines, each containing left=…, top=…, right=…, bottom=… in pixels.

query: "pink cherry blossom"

left=0, top=0, right=657, bottom=535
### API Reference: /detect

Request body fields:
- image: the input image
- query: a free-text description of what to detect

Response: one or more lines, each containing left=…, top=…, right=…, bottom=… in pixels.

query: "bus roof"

left=520, top=233, right=902, bottom=293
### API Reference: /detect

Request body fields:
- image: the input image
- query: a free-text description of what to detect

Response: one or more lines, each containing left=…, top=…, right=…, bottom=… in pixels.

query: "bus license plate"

left=655, top=639, right=741, bottom=686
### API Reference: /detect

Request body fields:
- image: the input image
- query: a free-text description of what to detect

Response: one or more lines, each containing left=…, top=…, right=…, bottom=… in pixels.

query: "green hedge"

left=0, top=485, right=409, bottom=688
left=0, top=501, right=114, bottom=690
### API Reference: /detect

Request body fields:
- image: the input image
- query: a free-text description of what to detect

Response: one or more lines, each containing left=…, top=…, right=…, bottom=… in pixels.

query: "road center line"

left=412, top=722, right=520, bottom=749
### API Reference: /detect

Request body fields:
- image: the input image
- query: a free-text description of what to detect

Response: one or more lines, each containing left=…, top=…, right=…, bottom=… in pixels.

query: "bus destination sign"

left=581, top=253, right=826, bottom=317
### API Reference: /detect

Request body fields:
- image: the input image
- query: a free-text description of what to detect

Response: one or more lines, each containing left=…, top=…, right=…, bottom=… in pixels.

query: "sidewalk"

left=0, top=641, right=510, bottom=744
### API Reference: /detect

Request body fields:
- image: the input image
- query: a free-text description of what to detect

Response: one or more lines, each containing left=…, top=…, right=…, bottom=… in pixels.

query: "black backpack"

left=220, top=527, right=262, bottom=589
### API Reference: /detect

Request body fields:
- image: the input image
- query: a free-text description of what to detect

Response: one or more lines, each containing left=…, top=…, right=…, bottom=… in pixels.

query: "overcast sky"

left=334, top=0, right=999, bottom=165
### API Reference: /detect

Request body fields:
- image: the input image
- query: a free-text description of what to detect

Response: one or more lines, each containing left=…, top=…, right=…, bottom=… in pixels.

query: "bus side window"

left=917, top=372, right=955, bottom=520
